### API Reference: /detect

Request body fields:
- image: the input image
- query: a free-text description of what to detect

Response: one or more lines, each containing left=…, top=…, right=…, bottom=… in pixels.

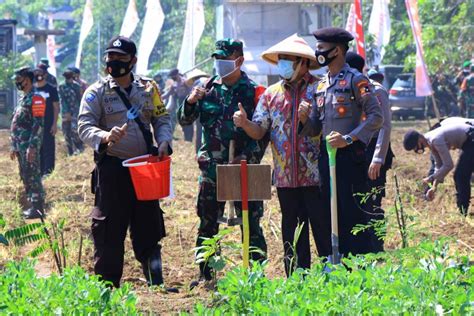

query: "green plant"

left=193, top=240, right=474, bottom=315
left=0, top=260, right=138, bottom=314
left=194, top=228, right=240, bottom=282
left=3, top=216, right=75, bottom=274
left=0, top=214, right=7, bottom=246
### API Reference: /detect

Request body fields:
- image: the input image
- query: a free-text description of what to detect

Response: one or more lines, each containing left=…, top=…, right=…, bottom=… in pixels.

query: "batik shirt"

left=253, top=73, right=320, bottom=188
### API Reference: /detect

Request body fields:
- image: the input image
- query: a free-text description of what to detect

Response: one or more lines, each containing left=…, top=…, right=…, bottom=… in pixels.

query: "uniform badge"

left=336, top=96, right=345, bottom=103
left=113, top=39, right=122, bottom=47
left=105, top=105, right=113, bottom=114
left=317, top=82, right=325, bottom=91
left=339, top=80, right=347, bottom=87
left=336, top=105, right=347, bottom=117
left=317, top=97, right=324, bottom=107
left=85, top=93, right=95, bottom=103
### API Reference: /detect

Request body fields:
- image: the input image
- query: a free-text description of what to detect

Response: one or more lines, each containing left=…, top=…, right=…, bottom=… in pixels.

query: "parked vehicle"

left=389, top=73, right=427, bottom=120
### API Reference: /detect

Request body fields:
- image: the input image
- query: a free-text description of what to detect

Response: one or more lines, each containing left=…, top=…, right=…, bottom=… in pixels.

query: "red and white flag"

left=47, top=14, right=57, bottom=76
left=75, top=0, right=94, bottom=68
left=120, top=0, right=140, bottom=38
left=405, top=0, right=432, bottom=96
left=368, top=0, right=391, bottom=66
left=346, top=0, right=366, bottom=59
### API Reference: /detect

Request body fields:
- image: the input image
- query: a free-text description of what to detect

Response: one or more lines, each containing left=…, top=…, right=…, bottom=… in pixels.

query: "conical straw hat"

left=185, top=68, right=210, bottom=85
left=261, top=34, right=319, bottom=70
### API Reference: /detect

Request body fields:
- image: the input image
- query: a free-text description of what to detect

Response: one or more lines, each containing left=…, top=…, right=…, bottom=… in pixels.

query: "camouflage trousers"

left=62, top=118, right=83, bottom=156
left=16, top=150, right=44, bottom=206
left=196, top=175, right=267, bottom=264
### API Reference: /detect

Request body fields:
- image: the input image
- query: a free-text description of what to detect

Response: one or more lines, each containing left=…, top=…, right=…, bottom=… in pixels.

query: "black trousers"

left=40, top=128, right=55, bottom=176
left=319, top=141, right=375, bottom=256
left=91, top=155, right=166, bottom=288
left=277, top=186, right=331, bottom=276
left=365, top=138, right=394, bottom=252
left=454, top=138, right=474, bottom=215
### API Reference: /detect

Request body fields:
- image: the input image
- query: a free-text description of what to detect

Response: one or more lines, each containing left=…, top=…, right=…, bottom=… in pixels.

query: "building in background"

left=216, top=0, right=351, bottom=85
left=0, top=19, right=17, bottom=127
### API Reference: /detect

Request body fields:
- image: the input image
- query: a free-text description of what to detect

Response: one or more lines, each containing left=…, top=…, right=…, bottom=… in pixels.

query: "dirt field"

left=0, top=120, right=472, bottom=314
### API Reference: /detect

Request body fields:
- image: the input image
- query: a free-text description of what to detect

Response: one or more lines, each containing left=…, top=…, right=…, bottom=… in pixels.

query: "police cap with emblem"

left=313, top=27, right=354, bottom=44
left=104, top=35, right=137, bottom=56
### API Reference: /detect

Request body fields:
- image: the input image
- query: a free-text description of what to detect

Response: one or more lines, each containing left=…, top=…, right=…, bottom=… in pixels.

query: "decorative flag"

left=120, top=0, right=140, bottom=38
left=353, top=0, right=366, bottom=59
left=345, top=4, right=355, bottom=38
left=368, top=0, right=391, bottom=66
left=136, top=0, right=165, bottom=74
left=177, top=0, right=205, bottom=73
left=75, top=0, right=94, bottom=68
left=405, top=0, right=433, bottom=96
left=345, top=0, right=366, bottom=59
left=46, top=14, right=57, bottom=76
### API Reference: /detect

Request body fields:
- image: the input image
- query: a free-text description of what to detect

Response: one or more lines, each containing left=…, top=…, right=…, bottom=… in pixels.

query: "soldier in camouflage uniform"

left=10, top=67, right=46, bottom=219
left=177, top=39, right=268, bottom=283
left=59, top=70, right=84, bottom=155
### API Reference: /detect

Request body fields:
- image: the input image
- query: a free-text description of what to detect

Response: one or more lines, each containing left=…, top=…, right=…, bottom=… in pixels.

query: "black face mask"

left=15, top=80, right=25, bottom=91
left=106, top=60, right=133, bottom=78
left=315, top=46, right=337, bottom=67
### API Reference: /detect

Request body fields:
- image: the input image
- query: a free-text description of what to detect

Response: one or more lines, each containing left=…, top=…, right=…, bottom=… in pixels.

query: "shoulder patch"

left=85, top=93, right=96, bottom=103
left=32, top=95, right=46, bottom=118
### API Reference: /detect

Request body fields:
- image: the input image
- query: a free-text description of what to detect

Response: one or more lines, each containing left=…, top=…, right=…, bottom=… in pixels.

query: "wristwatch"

left=343, top=135, right=353, bottom=145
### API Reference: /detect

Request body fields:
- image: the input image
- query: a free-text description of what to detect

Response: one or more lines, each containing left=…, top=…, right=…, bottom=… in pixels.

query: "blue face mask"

left=277, top=59, right=295, bottom=80
left=214, top=59, right=237, bottom=78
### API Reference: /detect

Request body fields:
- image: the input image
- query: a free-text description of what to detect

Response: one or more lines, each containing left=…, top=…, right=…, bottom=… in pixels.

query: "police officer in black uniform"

left=299, top=27, right=383, bottom=256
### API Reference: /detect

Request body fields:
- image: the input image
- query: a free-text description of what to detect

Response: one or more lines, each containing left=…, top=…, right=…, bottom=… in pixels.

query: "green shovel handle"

left=326, top=136, right=337, bottom=166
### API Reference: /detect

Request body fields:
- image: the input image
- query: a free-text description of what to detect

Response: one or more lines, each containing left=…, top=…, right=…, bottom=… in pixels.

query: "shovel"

left=217, top=140, right=242, bottom=226
left=107, top=104, right=141, bottom=148
left=326, top=136, right=341, bottom=265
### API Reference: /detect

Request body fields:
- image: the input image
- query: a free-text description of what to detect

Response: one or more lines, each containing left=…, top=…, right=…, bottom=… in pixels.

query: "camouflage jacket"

left=59, top=81, right=82, bottom=115
left=10, top=91, right=45, bottom=152
left=177, top=72, right=267, bottom=180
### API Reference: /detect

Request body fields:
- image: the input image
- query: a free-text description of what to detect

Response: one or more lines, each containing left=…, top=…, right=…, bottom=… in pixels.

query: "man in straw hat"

left=299, top=27, right=383, bottom=256
left=184, top=68, right=210, bottom=154
left=234, top=34, right=331, bottom=275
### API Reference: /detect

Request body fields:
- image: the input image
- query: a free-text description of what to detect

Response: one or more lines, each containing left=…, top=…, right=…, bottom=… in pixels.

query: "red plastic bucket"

left=122, top=155, right=171, bottom=201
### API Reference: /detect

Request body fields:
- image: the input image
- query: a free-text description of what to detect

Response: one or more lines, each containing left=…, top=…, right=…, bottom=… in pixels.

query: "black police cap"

left=104, top=36, right=137, bottom=56
left=313, top=27, right=354, bottom=44
left=403, top=130, right=421, bottom=151
left=345, top=51, right=365, bottom=73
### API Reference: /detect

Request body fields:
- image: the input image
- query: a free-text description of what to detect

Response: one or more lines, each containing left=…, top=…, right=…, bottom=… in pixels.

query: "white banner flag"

left=406, top=0, right=433, bottom=96
left=177, top=0, right=205, bottom=73
left=75, top=0, right=94, bottom=68
left=47, top=14, right=57, bottom=76
left=345, top=3, right=355, bottom=35
left=120, top=0, right=140, bottom=38
left=368, top=0, right=391, bottom=65
left=136, top=0, right=165, bottom=75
